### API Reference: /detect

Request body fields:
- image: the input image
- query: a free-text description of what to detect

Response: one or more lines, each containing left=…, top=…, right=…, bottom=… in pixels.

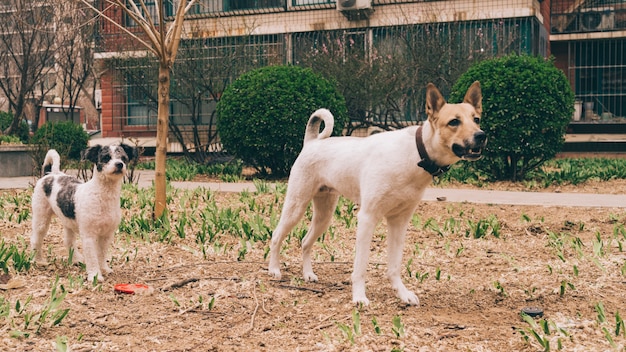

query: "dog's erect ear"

left=425, top=83, right=446, bottom=120
left=119, top=143, right=138, bottom=163
left=82, top=145, right=101, bottom=164
left=463, top=81, right=482, bottom=115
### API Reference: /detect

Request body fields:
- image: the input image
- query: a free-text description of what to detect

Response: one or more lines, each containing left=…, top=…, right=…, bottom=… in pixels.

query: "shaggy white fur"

left=31, top=143, right=137, bottom=282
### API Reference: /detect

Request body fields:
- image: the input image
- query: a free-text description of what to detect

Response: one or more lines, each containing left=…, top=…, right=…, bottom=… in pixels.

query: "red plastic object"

left=114, top=283, right=151, bottom=294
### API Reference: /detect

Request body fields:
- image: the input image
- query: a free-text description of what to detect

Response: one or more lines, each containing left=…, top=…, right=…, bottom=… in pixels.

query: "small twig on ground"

left=143, top=276, right=168, bottom=282
left=242, top=282, right=260, bottom=337
left=160, top=278, right=199, bottom=291
left=309, top=313, right=336, bottom=330
left=155, top=261, right=266, bottom=273
left=278, top=284, right=324, bottom=295
left=439, top=333, right=460, bottom=340
left=261, top=297, right=271, bottom=315
left=178, top=303, right=203, bottom=315
left=95, top=312, right=115, bottom=320
left=313, top=315, right=349, bottom=331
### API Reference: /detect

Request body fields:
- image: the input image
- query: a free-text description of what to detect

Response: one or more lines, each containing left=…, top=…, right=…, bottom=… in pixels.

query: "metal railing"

left=551, top=0, right=626, bottom=34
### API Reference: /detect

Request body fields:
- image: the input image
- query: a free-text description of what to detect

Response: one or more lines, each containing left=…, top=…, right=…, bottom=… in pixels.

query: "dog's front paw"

left=303, top=271, right=318, bottom=282
left=397, top=289, right=420, bottom=306
left=71, top=251, right=85, bottom=265
left=352, top=295, right=370, bottom=306
left=100, top=266, right=113, bottom=275
left=352, top=280, right=370, bottom=305
left=268, top=267, right=282, bottom=280
left=31, top=248, right=47, bottom=266
left=87, top=272, right=104, bottom=283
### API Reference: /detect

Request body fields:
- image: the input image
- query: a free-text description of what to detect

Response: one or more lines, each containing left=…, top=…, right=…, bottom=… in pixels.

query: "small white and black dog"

left=31, top=143, right=137, bottom=282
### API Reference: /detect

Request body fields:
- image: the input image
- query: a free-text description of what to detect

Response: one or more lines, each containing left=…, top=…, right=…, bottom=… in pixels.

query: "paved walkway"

left=1, top=171, right=625, bottom=208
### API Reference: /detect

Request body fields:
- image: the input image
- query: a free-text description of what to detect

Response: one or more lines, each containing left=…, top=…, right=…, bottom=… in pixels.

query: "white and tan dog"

left=268, top=82, right=486, bottom=306
left=31, top=143, right=137, bottom=282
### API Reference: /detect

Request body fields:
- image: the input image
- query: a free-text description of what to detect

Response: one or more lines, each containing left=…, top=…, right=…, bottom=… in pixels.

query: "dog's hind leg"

left=31, top=215, right=52, bottom=265
left=386, top=211, right=419, bottom=305
left=301, top=192, right=340, bottom=282
left=31, top=198, right=53, bottom=265
left=268, top=192, right=312, bottom=280
left=351, top=211, right=380, bottom=306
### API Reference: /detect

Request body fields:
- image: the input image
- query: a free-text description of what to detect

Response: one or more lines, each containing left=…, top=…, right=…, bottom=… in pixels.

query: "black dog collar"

left=415, top=126, right=450, bottom=177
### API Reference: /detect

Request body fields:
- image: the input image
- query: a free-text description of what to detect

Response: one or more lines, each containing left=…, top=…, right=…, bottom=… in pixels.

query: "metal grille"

left=97, top=0, right=626, bottom=138
left=554, top=39, right=626, bottom=121
left=551, top=0, right=626, bottom=34
left=292, top=18, right=541, bottom=130
left=551, top=1, right=626, bottom=122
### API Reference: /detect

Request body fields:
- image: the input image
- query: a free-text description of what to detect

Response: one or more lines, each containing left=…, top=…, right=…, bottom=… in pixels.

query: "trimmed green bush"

left=31, top=121, right=89, bottom=160
left=450, top=55, right=574, bottom=181
left=0, top=111, right=30, bottom=143
left=216, top=65, right=348, bottom=177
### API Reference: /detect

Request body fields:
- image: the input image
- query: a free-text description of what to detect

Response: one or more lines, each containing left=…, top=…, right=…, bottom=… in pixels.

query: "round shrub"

left=0, top=111, right=30, bottom=143
left=216, top=65, right=348, bottom=177
left=32, top=121, right=90, bottom=160
left=450, top=55, right=574, bottom=181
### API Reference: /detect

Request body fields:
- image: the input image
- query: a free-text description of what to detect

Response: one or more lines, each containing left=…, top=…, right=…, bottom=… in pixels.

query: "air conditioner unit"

left=580, top=7, right=615, bottom=31
left=552, top=13, right=577, bottom=33
left=337, top=0, right=371, bottom=11
left=337, top=0, right=373, bottom=20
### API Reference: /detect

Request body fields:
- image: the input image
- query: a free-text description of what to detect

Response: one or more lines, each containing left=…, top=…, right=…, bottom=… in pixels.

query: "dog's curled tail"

left=304, top=109, right=334, bottom=144
left=42, top=149, right=61, bottom=176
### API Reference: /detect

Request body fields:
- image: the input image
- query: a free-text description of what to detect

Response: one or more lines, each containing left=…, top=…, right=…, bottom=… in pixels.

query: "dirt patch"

left=1, top=180, right=625, bottom=351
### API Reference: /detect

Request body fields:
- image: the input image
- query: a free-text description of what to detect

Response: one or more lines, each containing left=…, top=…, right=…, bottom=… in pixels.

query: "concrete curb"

left=1, top=171, right=625, bottom=208
left=422, top=188, right=626, bottom=208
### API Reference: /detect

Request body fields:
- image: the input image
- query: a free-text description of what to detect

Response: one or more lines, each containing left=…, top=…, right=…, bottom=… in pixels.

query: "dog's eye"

left=474, top=117, right=480, bottom=125
left=448, top=119, right=461, bottom=127
left=101, top=155, right=111, bottom=163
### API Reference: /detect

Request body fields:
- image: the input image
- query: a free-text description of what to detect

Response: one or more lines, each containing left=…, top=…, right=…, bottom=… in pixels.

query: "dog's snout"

left=115, top=162, right=124, bottom=171
left=474, top=131, right=487, bottom=145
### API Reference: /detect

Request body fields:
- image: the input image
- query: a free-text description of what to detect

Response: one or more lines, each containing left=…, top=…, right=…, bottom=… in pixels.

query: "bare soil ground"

left=1, top=179, right=625, bottom=351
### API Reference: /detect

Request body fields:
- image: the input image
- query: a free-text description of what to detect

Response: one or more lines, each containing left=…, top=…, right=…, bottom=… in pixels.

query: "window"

left=126, top=84, right=157, bottom=126
left=224, top=0, right=284, bottom=11
left=125, top=0, right=160, bottom=26
left=187, top=0, right=223, bottom=14
left=292, top=0, right=333, bottom=6
left=127, top=102, right=157, bottom=126
left=170, top=99, right=217, bottom=125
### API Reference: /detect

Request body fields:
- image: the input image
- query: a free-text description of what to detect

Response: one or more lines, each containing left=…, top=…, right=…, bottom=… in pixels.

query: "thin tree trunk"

left=79, top=0, right=195, bottom=220
left=7, top=96, right=25, bottom=135
left=154, top=62, right=170, bottom=219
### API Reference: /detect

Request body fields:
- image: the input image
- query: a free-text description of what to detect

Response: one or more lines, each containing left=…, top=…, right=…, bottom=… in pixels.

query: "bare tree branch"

left=80, top=0, right=158, bottom=56
left=0, top=0, right=58, bottom=135
left=81, top=0, right=197, bottom=219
